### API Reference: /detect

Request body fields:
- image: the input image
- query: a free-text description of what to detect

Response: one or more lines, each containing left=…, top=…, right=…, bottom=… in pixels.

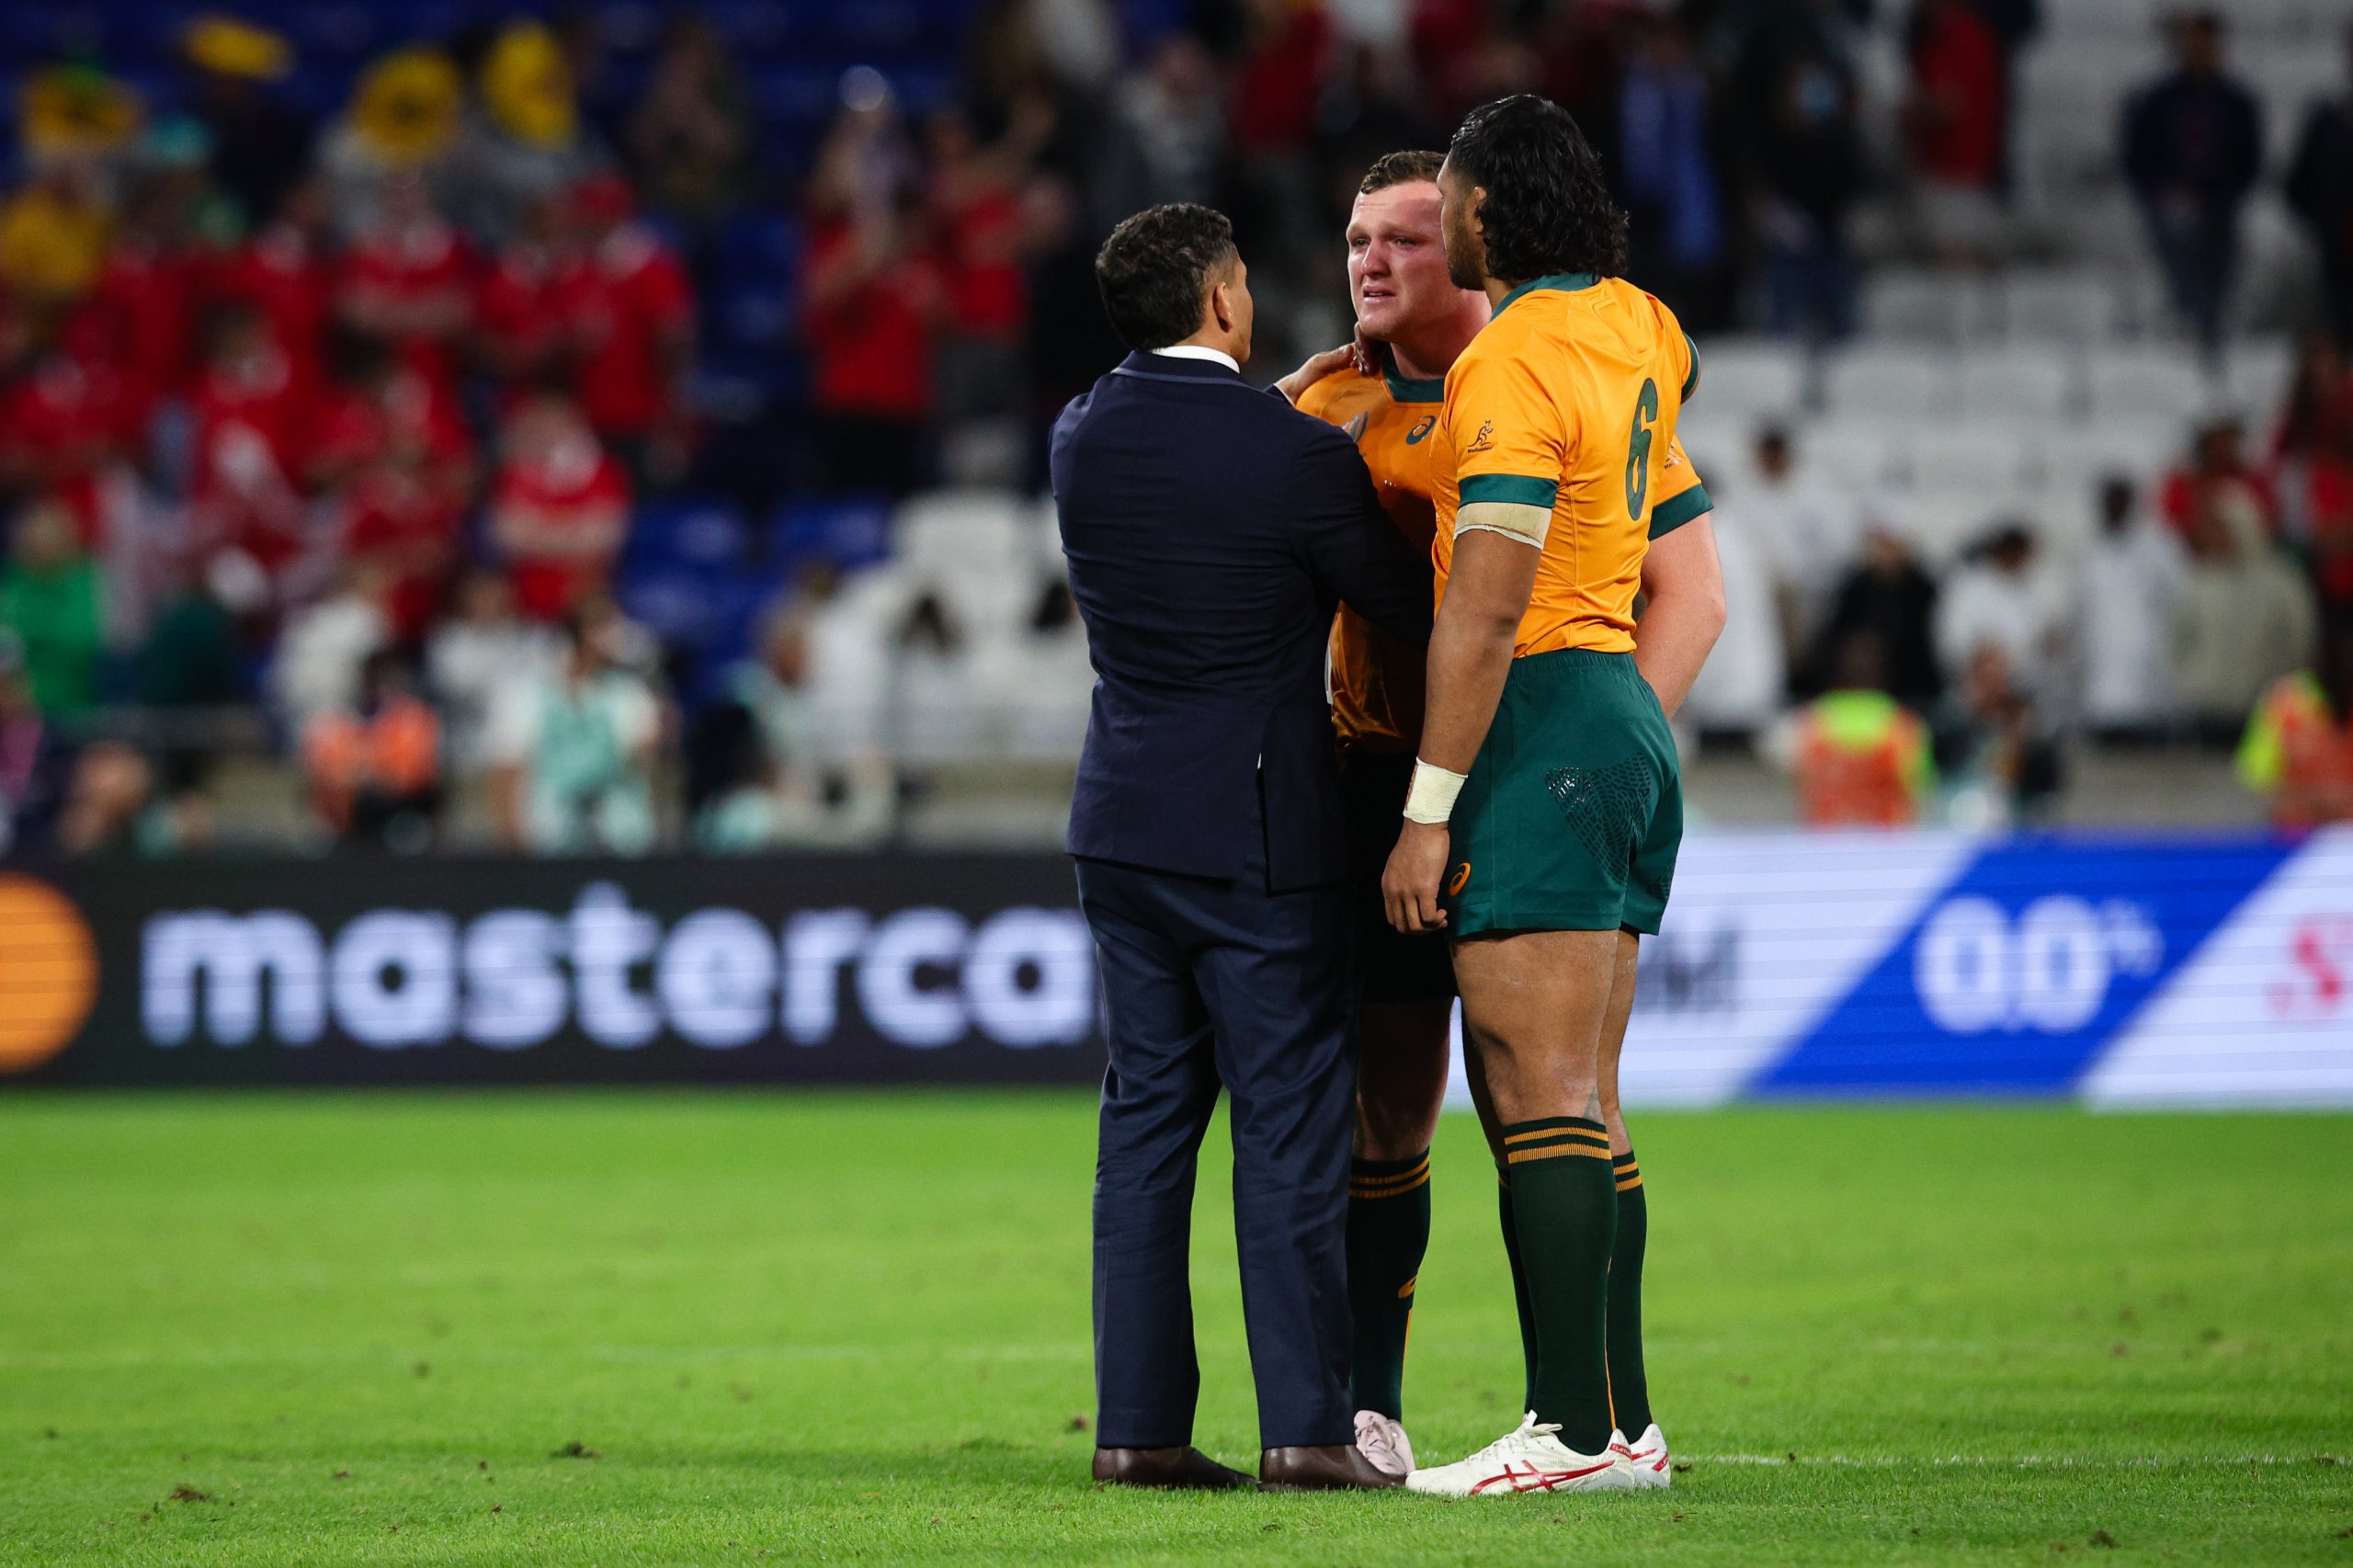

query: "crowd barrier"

left=4, top=831, right=2348, bottom=1105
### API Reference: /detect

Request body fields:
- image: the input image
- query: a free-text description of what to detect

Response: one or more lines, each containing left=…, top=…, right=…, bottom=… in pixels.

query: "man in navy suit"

left=1051, top=203, right=1434, bottom=1493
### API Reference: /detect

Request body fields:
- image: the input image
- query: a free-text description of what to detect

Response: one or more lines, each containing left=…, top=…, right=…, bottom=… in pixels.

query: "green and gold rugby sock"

left=1346, top=1150, right=1431, bottom=1420
left=1607, top=1150, right=1654, bottom=1437
left=1496, top=1170, right=1539, bottom=1413
left=1499, top=1115, right=1618, bottom=1454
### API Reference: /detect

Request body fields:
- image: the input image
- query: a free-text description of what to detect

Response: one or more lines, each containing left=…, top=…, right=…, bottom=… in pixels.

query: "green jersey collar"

left=1381, top=345, right=1446, bottom=403
left=1493, top=271, right=1600, bottom=315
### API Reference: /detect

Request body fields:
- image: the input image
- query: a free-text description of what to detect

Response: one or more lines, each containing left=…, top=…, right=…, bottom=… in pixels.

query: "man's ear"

left=1208, top=278, right=1233, bottom=335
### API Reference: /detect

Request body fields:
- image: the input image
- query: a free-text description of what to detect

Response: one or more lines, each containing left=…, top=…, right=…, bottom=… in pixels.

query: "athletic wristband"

left=1402, top=759, right=1467, bottom=824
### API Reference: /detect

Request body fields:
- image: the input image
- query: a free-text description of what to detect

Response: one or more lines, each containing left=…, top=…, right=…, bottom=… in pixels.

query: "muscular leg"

left=1346, top=998, right=1450, bottom=1420
left=1455, top=928, right=1620, bottom=1454
left=1595, top=928, right=1655, bottom=1438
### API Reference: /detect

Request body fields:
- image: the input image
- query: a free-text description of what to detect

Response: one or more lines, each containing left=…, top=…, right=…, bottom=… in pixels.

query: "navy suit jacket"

left=1051, top=351, right=1434, bottom=892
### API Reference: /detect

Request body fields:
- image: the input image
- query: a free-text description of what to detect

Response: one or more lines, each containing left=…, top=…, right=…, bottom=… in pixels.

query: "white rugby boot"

left=1610, top=1424, right=1672, bottom=1489
left=1404, top=1411, right=1635, bottom=1497
left=1353, top=1410, right=1415, bottom=1478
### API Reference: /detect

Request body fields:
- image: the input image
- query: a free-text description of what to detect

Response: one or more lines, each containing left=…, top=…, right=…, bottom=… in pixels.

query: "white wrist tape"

left=1402, top=759, right=1468, bottom=824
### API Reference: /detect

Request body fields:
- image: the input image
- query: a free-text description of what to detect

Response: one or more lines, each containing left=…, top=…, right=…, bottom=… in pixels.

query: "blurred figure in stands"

left=1934, top=522, right=2066, bottom=698
left=926, top=103, right=1052, bottom=483
left=803, top=73, right=944, bottom=495
left=72, top=172, right=205, bottom=446
left=1617, top=14, right=1733, bottom=331
left=626, top=14, right=753, bottom=244
left=188, top=301, right=311, bottom=595
left=273, top=558, right=392, bottom=734
left=301, top=647, right=442, bottom=848
left=1745, top=425, right=1862, bottom=679
left=215, top=176, right=335, bottom=386
left=2079, top=476, right=2187, bottom=746
left=2162, top=415, right=2275, bottom=543
left=1093, top=33, right=1228, bottom=222
left=2238, top=614, right=2353, bottom=828
left=1933, top=641, right=2063, bottom=829
left=1812, top=524, right=1942, bottom=707
left=1901, top=0, right=2006, bottom=265
left=2122, top=9, right=2261, bottom=357
left=0, top=498, right=105, bottom=720
left=311, top=332, right=475, bottom=639
left=0, top=308, right=131, bottom=546
left=0, top=630, right=78, bottom=855
left=488, top=390, right=631, bottom=623
left=483, top=603, right=661, bottom=854
left=1678, top=474, right=1785, bottom=740
left=0, top=162, right=111, bottom=313
left=2174, top=506, right=2315, bottom=748
left=475, top=191, right=574, bottom=396
left=1733, top=0, right=1865, bottom=343
left=455, top=20, right=595, bottom=245
left=560, top=172, right=695, bottom=487
left=2286, top=22, right=2353, bottom=351
left=2273, top=335, right=2353, bottom=619
left=318, top=47, right=464, bottom=235
left=1774, top=630, right=1935, bottom=827
left=693, top=597, right=894, bottom=851
left=426, top=568, right=551, bottom=778
left=335, top=172, right=474, bottom=405
left=178, top=14, right=313, bottom=228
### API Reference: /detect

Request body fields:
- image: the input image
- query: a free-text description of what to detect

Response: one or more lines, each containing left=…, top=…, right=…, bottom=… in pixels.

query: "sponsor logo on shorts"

left=1448, top=862, right=1472, bottom=896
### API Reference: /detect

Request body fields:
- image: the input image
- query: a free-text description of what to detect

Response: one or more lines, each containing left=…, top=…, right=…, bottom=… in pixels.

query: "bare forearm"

left=1635, top=515, right=1727, bottom=718
left=1418, top=608, right=1518, bottom=773
left=1634, top=585, right=1724, bottom=718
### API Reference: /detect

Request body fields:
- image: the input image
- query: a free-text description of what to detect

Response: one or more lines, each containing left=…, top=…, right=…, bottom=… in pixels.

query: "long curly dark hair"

left=1448, top=95, right=1629, bottom=284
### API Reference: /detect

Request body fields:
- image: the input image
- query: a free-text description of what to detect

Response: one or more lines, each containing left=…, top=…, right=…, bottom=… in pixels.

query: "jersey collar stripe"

left=1493, top=271, right=1600, bottom=315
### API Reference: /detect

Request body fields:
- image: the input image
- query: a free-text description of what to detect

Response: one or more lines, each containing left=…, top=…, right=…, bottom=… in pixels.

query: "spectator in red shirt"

left=188, top=301, right=311, bottom=587
left=0, top=312, right=131, bottom=546
left=335, top=172, right=474, bottom=405
left=2161, top=415, right=2279, bottom=544
left=214, top=176, right=334, bottom=397
left=559, top=173, right=695, bottom=487
left=311, top=333, right=476, bottom=639
left=489, top=390, right=631, bottom=622
left=477, top=189, right=575, bottom=401
left=925, top=104, right=1050, bottom=469
left=65, top=176, right=207, bottom=439
left=1904, top=0, right=2006, bottom=264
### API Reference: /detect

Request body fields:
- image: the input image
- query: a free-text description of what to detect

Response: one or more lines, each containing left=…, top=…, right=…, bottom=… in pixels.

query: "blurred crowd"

left=1691, top=351, right=2353, bottom=830
left=1, top=0, right=2351, bottom=855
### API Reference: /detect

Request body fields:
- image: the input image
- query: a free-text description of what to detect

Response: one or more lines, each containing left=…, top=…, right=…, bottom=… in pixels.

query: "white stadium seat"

left=1823, top=347, right=1962, bottom=421
left=1957, top=346, right=2079, bottom=425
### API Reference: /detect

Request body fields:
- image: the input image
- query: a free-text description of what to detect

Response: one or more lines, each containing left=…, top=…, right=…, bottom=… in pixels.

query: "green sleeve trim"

left=1458, top=472, right=1559, bottom=510
left=1647, top=483, right=1711, bottom=540
left=1679, top=333, right=1700, bottom=403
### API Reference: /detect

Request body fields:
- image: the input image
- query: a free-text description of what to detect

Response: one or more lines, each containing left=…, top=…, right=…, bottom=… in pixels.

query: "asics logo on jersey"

left=1405, top=415, right=1436, bottom=445
left=1469, top=1460, right=1612, bottom=1494
left=1343, top=412, right=1370, bottom=442
left=1464, top=418, right=1495, bottom=454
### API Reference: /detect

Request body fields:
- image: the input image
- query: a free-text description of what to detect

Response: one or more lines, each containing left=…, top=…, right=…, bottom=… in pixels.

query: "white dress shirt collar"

left=1150, top=345, right=1241, bottom=374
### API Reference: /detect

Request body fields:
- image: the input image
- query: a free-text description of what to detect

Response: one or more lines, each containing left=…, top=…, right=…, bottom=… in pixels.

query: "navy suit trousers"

left=1077, top=797, right=1358, bottom=1451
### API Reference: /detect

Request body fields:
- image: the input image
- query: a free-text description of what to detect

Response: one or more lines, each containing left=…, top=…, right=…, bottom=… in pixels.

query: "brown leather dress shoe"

left=1092, top=1446, right=1256, bottom=1490
left=1258, top=1444, right=1406, bottom=1491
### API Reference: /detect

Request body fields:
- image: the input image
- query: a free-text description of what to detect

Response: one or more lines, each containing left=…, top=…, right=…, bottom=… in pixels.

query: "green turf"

left=0, top=1094, right=2347, bottom=1565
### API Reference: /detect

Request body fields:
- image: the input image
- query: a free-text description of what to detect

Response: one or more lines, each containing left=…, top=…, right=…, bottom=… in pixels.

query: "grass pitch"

left=0, top=1094, right=2347, bottom=1566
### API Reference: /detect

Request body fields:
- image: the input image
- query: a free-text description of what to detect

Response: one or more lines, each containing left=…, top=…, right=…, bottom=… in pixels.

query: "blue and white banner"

left=1444, top=827, right=2353, bottom=1108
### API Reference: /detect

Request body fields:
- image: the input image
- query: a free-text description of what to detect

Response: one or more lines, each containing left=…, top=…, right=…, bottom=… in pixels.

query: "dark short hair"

left=1094, top=203, right=1238, bottom=352
left=1358, top=149, right=1444, bottom=195
left=1446, top=95, right=1628, bottom=283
